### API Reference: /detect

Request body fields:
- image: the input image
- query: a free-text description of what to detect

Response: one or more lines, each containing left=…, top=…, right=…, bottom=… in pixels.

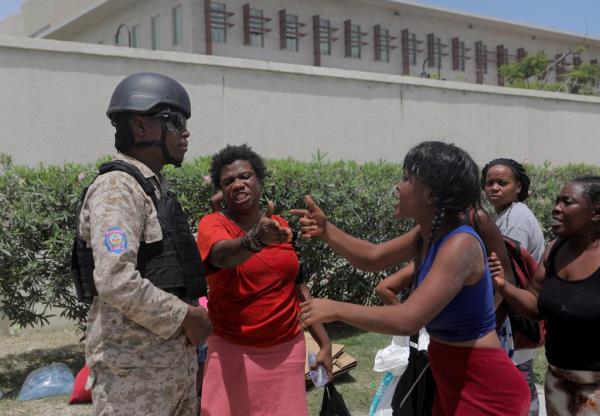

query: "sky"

left=0, top=0, right=20, bottom=20
left=0, top=0, right=599, bottom=38
left=415, top=0, right=600, bottom=38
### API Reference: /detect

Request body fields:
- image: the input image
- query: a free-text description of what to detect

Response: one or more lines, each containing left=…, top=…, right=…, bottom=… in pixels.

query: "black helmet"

left=107, top=72, right=191, bottom=119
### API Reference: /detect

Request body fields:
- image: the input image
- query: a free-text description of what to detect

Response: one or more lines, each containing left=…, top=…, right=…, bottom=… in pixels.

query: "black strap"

left=98, top=160, right=159, bottom=207
left=544, top=238, right=567, bottom=276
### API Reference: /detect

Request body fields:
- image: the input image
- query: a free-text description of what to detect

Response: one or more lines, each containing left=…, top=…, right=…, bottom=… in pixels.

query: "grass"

left=0, top=324, right=549, bottom=415
left=0, top=323, right=389, bottom=416
left=307, top=323, right=390, bottom=415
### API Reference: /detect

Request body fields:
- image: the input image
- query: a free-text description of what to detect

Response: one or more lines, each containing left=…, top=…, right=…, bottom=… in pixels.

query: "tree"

left=499, top=51, right=548, bottom=87
left=566, top=63, right=600, bottom=94
left=498, top=46, right=599, bottom=95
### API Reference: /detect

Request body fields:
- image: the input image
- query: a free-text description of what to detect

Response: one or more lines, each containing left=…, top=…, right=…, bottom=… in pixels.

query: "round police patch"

left=103, top=226, right=128, bottom=254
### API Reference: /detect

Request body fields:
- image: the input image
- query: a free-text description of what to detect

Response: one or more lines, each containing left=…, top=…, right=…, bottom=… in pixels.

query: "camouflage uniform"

left=79, top=153, right=198, bottom=415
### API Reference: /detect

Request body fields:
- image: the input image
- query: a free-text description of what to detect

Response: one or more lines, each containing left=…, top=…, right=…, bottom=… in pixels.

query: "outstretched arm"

left=290, top=195, right=421, bottom=272
left=301, top=233, right=484, bottom=336
left=205, top=201, right=292, bottom=269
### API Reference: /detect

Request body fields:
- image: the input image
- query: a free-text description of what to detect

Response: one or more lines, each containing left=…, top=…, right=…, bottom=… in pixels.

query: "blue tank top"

left=415, top=225, right=496, bottom=342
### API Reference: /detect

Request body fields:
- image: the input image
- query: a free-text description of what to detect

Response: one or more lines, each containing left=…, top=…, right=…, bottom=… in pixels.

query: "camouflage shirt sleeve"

left=86, top=173, right=188, bottom=340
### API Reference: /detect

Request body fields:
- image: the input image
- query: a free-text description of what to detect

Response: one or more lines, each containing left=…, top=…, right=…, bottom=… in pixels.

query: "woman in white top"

left=482, top=158, right=545, bottom=416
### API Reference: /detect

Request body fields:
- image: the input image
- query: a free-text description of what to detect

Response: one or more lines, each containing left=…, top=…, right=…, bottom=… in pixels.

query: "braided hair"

left=403, top=141, right=481, bottom=249
left=481, top=158, right=530, bottom=202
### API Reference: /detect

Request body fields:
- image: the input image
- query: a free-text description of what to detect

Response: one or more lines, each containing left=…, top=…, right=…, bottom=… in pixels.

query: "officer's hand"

left=255, top=201, right=292, bottom=244
left=181, top=305, right=212, bottom=346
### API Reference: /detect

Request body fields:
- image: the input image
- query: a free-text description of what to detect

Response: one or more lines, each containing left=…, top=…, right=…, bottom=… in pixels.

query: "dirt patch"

left=0, top=323, right=92, bottom=415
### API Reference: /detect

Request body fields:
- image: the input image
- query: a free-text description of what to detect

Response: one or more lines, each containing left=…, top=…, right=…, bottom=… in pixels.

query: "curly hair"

left=571, top=175, right=600, bottom=205
left=403, top=141, right=481, bottom=249
left=481, top=158, right=531, bottom=202
left=210, top=144, right=267, bottom=189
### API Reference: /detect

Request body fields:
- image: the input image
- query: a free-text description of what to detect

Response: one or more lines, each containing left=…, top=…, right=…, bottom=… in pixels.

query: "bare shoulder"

left=436, top=232, right=484, bottom=276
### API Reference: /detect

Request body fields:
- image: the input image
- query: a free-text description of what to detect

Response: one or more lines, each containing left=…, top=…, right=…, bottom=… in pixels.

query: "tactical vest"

left=71, top=160, right=206, bottom=305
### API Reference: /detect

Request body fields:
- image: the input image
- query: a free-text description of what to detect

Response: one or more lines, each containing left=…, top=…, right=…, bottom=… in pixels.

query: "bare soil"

left=0, top=323, right=92, bottom=416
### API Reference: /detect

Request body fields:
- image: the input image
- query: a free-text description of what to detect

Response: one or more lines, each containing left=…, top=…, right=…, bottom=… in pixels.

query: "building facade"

left=2, top=0, right=600, bottom=87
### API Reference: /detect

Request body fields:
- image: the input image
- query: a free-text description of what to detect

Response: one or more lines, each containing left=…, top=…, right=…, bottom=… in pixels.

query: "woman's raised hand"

left=289, top=195, right=327, bottom=239
left=256, top=200, right=293, bottom=244
left=488, top=251, right=506, bottom=290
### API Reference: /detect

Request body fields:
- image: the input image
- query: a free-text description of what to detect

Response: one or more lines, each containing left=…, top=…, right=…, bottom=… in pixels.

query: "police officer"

left=76, top=72, right=211, bottom=415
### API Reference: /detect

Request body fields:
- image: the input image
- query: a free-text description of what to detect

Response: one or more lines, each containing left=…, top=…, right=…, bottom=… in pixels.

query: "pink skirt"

left=200, top=331, right=307, bottom=416
left=429, top=340, right=530, bottom=416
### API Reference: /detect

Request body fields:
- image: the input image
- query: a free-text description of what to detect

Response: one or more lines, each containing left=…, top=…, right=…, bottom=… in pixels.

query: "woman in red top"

left=197, top=144, right=332, bottom=416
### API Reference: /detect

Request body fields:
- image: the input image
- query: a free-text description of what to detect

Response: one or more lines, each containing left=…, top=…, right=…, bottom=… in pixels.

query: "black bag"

left=391, top=334, right=436, bottom=416
left=319, top=383, right=351, bottom=416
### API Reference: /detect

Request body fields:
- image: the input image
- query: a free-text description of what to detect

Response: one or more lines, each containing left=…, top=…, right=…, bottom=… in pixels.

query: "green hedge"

left=1, top=153, right=598, bottom=328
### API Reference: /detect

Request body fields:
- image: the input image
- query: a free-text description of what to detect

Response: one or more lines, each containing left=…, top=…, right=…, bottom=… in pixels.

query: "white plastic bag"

left=372, top=335, right=410, bottom=376
left=18, top=362, right=74, bottom=401
left=369, top=329, right=430, bottom=416
left=369, top=371, right=401, bottom=416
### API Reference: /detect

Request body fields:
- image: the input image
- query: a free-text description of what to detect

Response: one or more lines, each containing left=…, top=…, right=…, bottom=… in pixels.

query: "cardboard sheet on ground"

left=304, top=332, right=358, bottom=383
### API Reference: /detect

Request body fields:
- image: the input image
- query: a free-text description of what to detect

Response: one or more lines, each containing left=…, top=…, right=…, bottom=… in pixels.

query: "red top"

left=197, top=213, right=301, bottom=347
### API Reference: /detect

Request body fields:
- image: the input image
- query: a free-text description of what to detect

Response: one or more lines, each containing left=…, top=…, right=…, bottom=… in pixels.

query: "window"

left=205, top=0, right=234, bottom=54
left=115, top=24, right=130, bottom=47
left=426, top=33, right=447, bottom=69
left=279, top=11, right=304, bottom=51
left=172, top=5, right=183, bottom=46
left=132, top=24, right=140, bottom=48
left=344, top=22, right=366, bottom=59
left=401, top=29, right=423, bottom=75
left=374, top=25, right=395, bottom=62
left=496, top=44, right=509, bottom=85
left=312, top=15, right=337, bottom=66
left=209, top=2, right=230, bottom=44
left=250, top=8, right=264, bottom=47
left=151, top=15, right=160, bottom=50
left=319, top=19, right=332, bottom=55
left=451, top=37, right=471, bottom=71
left=475, top=41, right=488, bottom=83
left=243, top=4, right=271, bottom=47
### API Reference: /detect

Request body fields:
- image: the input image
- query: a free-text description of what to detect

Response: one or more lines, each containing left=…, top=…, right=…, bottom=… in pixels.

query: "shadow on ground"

left=0, top=344, right=84, bottom=398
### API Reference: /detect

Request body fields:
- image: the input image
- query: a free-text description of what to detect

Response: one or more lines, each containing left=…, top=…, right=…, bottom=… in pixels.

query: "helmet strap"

left=159, top=138, right=182, bottom=168
left=130, top=140, right=161, bottom=148
left=129, top=123, right=182, bottom=167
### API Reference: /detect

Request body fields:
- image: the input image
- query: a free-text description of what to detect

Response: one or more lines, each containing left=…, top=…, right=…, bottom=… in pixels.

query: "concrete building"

left=0, top=1, right=599, bottom=168
left=2, top=0, right=600, bottom=87
left=1, top=34, right=599, bottom=168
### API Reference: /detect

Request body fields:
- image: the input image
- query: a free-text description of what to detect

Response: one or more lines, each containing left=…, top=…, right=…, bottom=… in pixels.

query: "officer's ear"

left=131, top=115, right=147, bottom=137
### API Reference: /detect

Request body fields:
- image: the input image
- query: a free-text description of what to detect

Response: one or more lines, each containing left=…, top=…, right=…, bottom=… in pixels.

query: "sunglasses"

left=152, top=110, right=187, bottom=132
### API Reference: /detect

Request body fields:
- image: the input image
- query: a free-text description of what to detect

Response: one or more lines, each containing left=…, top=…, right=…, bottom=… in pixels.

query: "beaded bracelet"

left=241, top=226, right=267, bottom=252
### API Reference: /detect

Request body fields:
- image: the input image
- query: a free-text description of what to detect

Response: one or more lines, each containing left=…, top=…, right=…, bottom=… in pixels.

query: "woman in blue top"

left=292, top=141, right=529, bottom=415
